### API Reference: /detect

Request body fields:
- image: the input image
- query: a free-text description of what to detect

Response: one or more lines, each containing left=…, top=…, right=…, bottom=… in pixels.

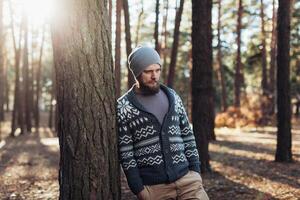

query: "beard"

left=137, top=79, right=160, bottom=95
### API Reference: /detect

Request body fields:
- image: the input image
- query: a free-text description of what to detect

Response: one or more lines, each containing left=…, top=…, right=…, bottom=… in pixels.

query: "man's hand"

left=137, top=188, right=149, bottom=200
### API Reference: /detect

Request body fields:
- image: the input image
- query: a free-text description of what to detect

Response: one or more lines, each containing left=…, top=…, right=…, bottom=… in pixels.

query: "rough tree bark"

left=167, top=0, right=184, bottom=88
left=192, top=0, right=215, bottom=172
left=275, top=0, right=292, bottom=162
left=115, top=0, right=122, bottom=98
left=109, top=0, right=112, bottom=32
left=52, top=0, right=120, bottom=199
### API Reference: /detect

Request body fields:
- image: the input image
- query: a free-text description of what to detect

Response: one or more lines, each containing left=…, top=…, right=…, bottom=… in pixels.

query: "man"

left=117, top=46, right=209, bottom=200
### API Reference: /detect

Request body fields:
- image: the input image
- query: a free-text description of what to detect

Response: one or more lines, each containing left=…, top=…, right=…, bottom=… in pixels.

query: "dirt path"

left=205, top=124, right=300, bottom=200
left=0, top=127, right=59, bottom=200
left=0, top=118, right=299, bottom=200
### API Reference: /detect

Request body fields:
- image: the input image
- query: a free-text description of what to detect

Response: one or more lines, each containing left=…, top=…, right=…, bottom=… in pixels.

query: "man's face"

left=137, top=64, right=161, bottom=94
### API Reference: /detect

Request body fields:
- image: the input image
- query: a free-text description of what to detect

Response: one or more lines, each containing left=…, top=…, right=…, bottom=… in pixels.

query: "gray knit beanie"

left=128, top=46, right=161, bottom=78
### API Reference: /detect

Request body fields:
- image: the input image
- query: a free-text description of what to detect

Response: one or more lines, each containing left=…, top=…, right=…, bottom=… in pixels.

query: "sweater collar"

left=127, top=83, right=175, bottom=112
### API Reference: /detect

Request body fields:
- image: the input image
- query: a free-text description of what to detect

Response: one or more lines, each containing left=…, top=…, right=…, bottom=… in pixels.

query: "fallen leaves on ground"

left=0, top=117, right=299, bottom=200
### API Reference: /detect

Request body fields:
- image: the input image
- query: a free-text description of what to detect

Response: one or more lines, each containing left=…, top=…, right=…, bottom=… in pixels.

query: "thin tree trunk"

left=269, top=0, right=277, bottom=115
left=23, top=15, right=32, bottom=132
left=134, top=0, right=143, bottom=46
left=192, top=0, right=214, bottom=172
left=52, top=0, right=120, bottom=198
left=167, top=0, right=184, bottom=88
left=49, top=62, right=56, bottom=129
left=260, top=0, right=268, bottom=95
left=275, top=0, right=292, bottom=162
left=31, top=25, right=37, bottom=123
left=35, top=26, right=46, bottom=130
left=123, top=0, right=135, bottom=88
left=115, top=0, right=122, bottom=98
left=162, top=0, right=169, bottom=83
left=10, top=1, right=23, bottom=136
left=0, top=0, right=4, bottom=121
left=216, top=0, right=227, bottom=112
left=4, top=57, right=9, bottom=112
left=19, top=14, right=27, bottom=135
left=234, top=0, right=243, bottom=107
left=154, top=0, right=160, bottom=54
left=259, top=0, right=270, bottom=125
left=48, top=90, right=54, bottom=129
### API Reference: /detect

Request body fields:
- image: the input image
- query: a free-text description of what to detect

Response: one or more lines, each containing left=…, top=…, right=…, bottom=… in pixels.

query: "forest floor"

left=0, top=113, right=299, bottom=200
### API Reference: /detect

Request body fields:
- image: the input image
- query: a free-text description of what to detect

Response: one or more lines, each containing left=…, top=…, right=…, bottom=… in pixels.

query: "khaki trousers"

left=144, top=171, right=209, bottom=200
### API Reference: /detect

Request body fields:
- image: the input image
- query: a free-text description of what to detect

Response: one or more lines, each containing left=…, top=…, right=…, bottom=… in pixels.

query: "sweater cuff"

left=127, top=173, right=144, bottom=195
left=189, top=163, right=201, bottom=174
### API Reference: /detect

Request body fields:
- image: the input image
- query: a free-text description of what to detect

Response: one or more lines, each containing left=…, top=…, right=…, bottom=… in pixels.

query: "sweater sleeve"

left=117, top=105, right=144, bottom=195
left=176, top=95, right=201, bottom=173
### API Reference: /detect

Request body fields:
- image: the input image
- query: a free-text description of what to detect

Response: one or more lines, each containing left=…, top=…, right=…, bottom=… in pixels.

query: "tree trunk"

left=10, top=1, right=23, bottom=136
left=51, top=0, right=120, bottom=199
left=216, top=0, right=227, bottom=112
left=260, top=0, right=268, bottom=95
left=23, top=15, right=32, bottom=132
left=49, top=61, right=56, bottom=130
left=234, top=0, right=243, bottom=107
left=269, top=0, right=277, bottom=115
left=35, top=26, right=46, bottom=130
left=5, top=63, right=9, bottom=112
left=123, top=0, right=135, bottom=88
left=115, top=0, right=122, bottom=98
left=0, top=0, right=4, bottom=121
left=19, top=14, right=27, bottom=135
left=161, top=0, right=169, bottom=83
left=275, top=0, right=292, bottom=162
left=49, top=90, right=54, bottom=129
left=154, top=0, right=160, bottom=54
left=31, top=27, right=37, bottom=124
left=109, top=0, right=112, bottom=33
left=167, top=0, right=184, bottom=88
left=192, top=0, right=214, bottom=173
left=259, top=0, right=270, bottom=125
left=134, top=0, right=144, bottom=46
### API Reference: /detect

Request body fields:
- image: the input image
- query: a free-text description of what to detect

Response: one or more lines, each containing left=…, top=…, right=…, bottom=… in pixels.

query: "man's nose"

left=151, top=72, right=158, bottom=79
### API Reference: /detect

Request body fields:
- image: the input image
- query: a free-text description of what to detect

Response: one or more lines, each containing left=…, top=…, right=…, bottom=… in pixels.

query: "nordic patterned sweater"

left=117, top=84, right=200, bottom=195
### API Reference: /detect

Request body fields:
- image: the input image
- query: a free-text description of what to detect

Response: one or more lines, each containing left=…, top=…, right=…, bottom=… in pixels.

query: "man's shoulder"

left=160, top=84, right=178, bottom=96
left=163, top=85, right=182, bottom=101
left=117, top=92, right=128, bottom=102
left=117, top=92, right=131, bottom=108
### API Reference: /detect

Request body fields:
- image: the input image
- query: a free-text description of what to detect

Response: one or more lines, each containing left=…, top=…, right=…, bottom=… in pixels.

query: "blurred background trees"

left=0, top=0, right=299, bottom=167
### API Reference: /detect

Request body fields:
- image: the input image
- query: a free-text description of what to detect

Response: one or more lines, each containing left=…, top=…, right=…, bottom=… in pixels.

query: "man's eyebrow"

left=144, top=68, right=161, bottom=72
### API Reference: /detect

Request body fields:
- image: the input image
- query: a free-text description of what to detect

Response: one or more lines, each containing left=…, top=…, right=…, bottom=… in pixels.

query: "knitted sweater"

left=117, top=84, right=200, bottom=195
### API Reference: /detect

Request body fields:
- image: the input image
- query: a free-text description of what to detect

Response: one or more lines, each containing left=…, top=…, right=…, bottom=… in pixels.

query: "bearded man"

left=116, top=46, right=209, bottom=200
